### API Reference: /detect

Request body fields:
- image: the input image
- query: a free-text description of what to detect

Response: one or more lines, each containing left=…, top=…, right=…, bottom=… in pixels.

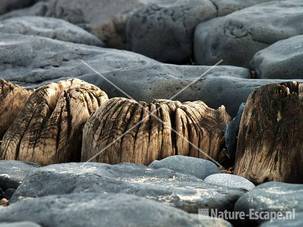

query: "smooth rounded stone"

left=224, top=103, right=245, bottom=159
left=11, top=163, right=245, bottom=213
left=149, top=155, right=220, bottom=179
left=250, top=35, right=303, bottom=79
left=235, top=182, right=303, bottom=224
left=194, top=0, right=303, bottom=67
left=0, top=0, right=36, bottom=15
left=0, top=161, right=39, bottom=190
left=260, top=212, right=303, bottom=227
left=127, top=0, right=217, bottom=63
left=0, top=16, right=103, bottom=46
left=0, top=193, right=232, bottom=227
left=0, top=222, right=41, bottom=227
left=204, top=173, right=255, bottom=191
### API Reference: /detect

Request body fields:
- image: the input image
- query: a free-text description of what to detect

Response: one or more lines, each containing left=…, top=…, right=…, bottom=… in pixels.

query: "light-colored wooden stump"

left=0, top=80, right=31, bottom=138
left=0, top=79, right=108, bottom=165
left=234, top=82, right=303, bottom=183
left=82, top=97, right=230, bottom=165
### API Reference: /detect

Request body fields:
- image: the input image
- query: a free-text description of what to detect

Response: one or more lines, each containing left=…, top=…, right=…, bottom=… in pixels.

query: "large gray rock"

left=261, top=212, right=303, bottom=227
left=0, top=16, right=103, bottom=46
left=149, top=155, right=220, bottom=179
left=0, top=223, right=41, bottom=227
left=194, top=0, right=303, bottom=67
left=235, top=182, right=303, bottom=224
left=250, top=35, right=303, bottom=79
left=204, top=173, right=255, bottom=191
left=11, top=163, right=244, bottom=213
left=0, top=0, right=36, bottom=15
left=126, top=0, right=217, bottom=63
left=0, top=161, right=39, bottom=190
left=0, top=193, right=232, bottom=227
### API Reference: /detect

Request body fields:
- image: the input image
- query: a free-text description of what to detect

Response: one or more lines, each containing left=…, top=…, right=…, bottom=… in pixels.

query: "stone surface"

left=224, top=103, right=244, bottom=159
left=204, top=173, right=255, bottom=191
left=250, top=35, right=303, bottom=79
left=126, top=0, right=217, bottom=63
left=235, top=182, right=303, bottom=224
left=260, top=212, right=303, bottom=227
left=149, top=155, right=220, bottom=179
left=0, top=193, right=232, bottom=227
left=0, top=16, right=103, bottom=46
left=0, top=161, right=39, bottom=190
left=0, top=222, right=41, bottom=227
left=11, top=163, right=244, bottom=213
left=0, top=0, right=36, bottom=15
left=194, top=0, right=303, bottom=67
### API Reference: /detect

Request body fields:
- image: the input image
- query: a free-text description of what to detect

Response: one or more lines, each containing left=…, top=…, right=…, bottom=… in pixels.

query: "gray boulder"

left=126, top=0, right=217, bottom=63
left=0, top=223, right=41, bottom=227
left=260, top=212, right=303, bottom=227
left=149, top=155, right=220, bottom=179
left=194, top=0, right=303, bottom=67
left=0, top=0, right=36, bottom=15
left=204, top=173, right=255, bottom=191
left=250, top=35, right=303, bottom=79
left=224, top=103, right=245, bottom=158
left=0, top=16, right=103, bottom=46
left=0, top=193, right=232, bottom=227
left=235, top=181, right=303, bottom=224
left=11, top=163, right=245, bottom=213
left=0, top=160, right=39, bottom=190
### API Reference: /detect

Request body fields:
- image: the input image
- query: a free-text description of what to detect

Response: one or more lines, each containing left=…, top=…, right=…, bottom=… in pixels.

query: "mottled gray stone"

left=0, top=160, right=39, bottom=190
left=127, top=0, right=217, bottom=63
left=149, top=155, right=220, bottom=179
left=194, top=0, right=303, bottom=67
left=0, top=222, right=41, bottom=227
left=250, top=35, right=303, bottom=79
left=11, top=163, right=244, bottom=213
left=204, top=173, right=255, bottom=191
left=0, top=16, right=103, bottom=46
left=0, top=0, right=36, bottom=15
left=235, top=182, right=303, bottom=224
left=0, top=193, right=232, bottom=227
left=224, top=103, right=245, bottom=158
left=260, top=212, right=303, bottom=227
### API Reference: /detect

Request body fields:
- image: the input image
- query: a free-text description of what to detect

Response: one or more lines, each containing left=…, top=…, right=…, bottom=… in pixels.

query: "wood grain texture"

left=0, top=79, right=108, bottom=165
left=234, top=82, right=303, bottom=183
left=0, top=80, right=32, bottom=139
left=82, top=97, right=230, bottom=165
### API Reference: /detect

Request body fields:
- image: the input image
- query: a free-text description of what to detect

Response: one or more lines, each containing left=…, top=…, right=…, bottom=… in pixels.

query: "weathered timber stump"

left=0, top=80, right=31, bottom=139
left=234, top=82, right=303, bottom=183
left=0, top=79, right=108, bottom=165
left=82, top=97, right=230, bottom=165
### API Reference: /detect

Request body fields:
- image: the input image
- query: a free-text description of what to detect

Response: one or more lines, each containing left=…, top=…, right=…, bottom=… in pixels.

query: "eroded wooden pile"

left=0, top=80, right=32, bottom=139
left=234, top=82, right=303, bottom=183
left=0, top=79, right=108, bottom=165
left=82, top=98, right=231, bottom=165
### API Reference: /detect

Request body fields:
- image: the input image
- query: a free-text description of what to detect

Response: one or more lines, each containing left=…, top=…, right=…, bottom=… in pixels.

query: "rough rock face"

left=126, top=0, right=217, bottom=63
left=0, top=16, right=103, bottom=46
left=234, top=82, right=303, bottom=183
left=149, top=155, right=220, bottom=179
left=260, top=212, right=303, bottom=227
left=0, top=79, right=108, bottom=165
left=250, top=35, right=303, bottom=79
left=82, top=98, right=230, bottom=165
left=0, top=0, right=36, bottom=15
left=11, top=163, right=245, bottom=213
left=235, top=182, right=303, bottom=225
left=0, top=193, right=232, bottom=227
left=0, top=160, right=38, bottom=190
left=204, top=173, right=255, bottom=191
left=0, top=80, right=31, bottom=139
left=194, top=0, right=303, bottom=67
